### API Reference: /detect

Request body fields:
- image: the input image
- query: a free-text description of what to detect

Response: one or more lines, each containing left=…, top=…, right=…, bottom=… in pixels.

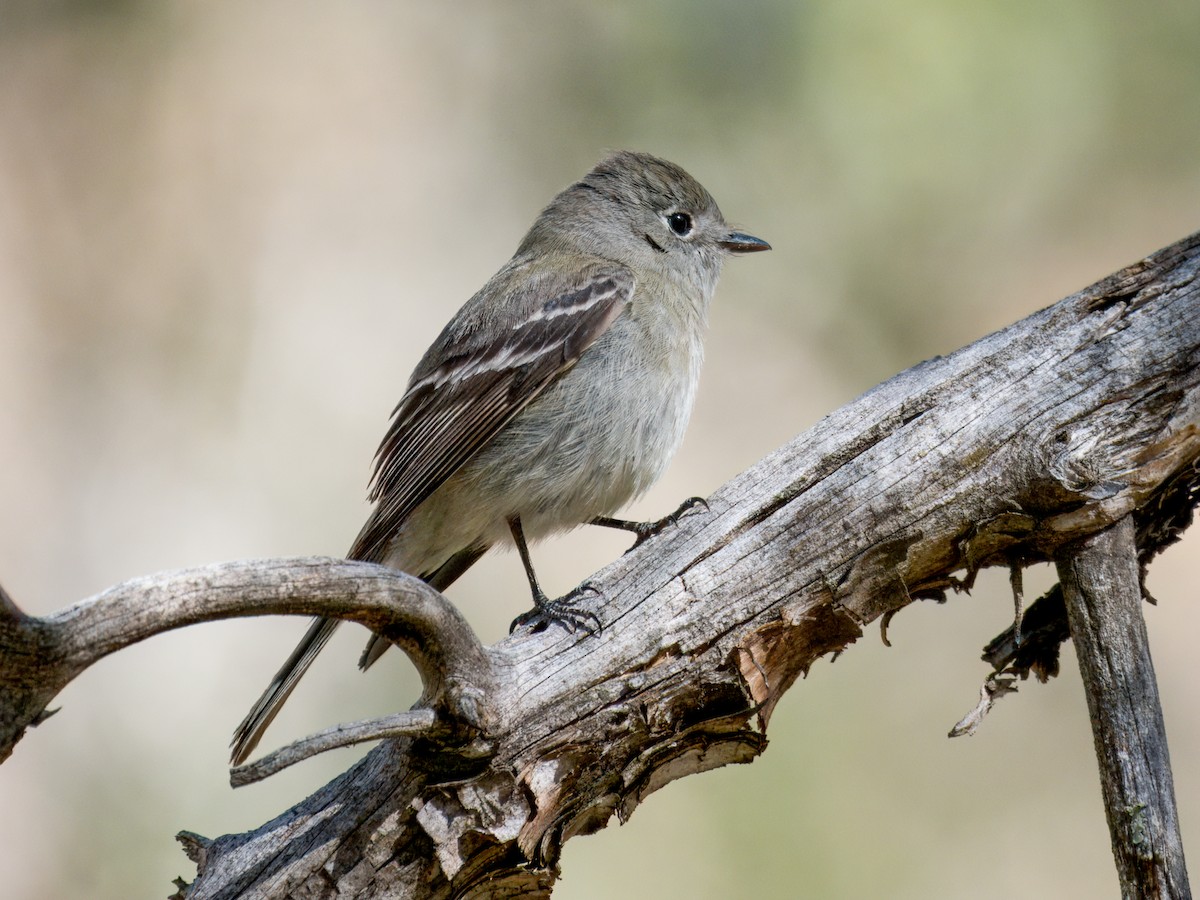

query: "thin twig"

left=231, top=710, right=439, bottom=786
left=1008, top=561, right=1024, bottom=648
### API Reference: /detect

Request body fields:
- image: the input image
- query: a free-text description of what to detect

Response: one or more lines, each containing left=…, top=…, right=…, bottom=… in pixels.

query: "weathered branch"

left=231, top=710, right=439, bottom=787
left=180, top=231, right=1198, bottom=898
left=983, top=454, right=1199, bottom=681
left=1058, top=516, right=1191, bottom=898
left=0, top=559, right=494, bottom=765
left=4, top=231, right=1199, bottom=898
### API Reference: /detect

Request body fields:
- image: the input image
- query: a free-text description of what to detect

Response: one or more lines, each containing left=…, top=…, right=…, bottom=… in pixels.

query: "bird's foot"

left=510, top=583, right=603, bottom=635
left=591, top=496, right=710, bottom=548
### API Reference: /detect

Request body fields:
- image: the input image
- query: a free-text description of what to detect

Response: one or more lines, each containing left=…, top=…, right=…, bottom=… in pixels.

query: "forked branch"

left=3, top=232, right=1199, bottom=899
left=0, top=558, right=494, bottom=765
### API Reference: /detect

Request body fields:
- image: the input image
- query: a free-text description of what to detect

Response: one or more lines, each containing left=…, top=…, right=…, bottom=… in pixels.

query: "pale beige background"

left=0, top=3, right=1197, bottom=899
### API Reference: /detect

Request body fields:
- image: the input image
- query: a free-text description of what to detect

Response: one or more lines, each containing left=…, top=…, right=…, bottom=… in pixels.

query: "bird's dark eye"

left=667, top=212, right=693, bottom=237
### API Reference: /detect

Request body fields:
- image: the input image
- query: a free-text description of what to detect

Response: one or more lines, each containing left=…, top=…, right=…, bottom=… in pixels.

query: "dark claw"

left=510, top=584, right=603, bottom=635
left=632, top=496, right=710, bottom=547
left=591, top=496, right=711, bottom=549
left=671, top=495, right=710, bottom=521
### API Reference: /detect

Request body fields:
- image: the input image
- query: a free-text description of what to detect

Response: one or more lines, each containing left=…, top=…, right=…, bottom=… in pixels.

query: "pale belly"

left=384, top=313, right=703, bottom=575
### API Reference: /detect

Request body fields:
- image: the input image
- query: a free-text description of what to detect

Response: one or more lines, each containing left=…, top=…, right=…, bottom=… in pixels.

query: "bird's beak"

left=719, top=231, right=771, bottom=253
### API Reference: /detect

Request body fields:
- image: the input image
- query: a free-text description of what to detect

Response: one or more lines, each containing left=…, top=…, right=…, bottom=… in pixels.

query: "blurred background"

left=0, top=2, right=1197, bottom=898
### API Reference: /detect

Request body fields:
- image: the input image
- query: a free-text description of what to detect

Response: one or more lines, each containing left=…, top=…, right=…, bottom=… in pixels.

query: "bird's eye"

left=666, top=212, right=693, bottom=237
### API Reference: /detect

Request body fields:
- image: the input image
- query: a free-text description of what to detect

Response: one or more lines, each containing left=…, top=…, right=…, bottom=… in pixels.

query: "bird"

left=230, top=150, right=769, bottom=765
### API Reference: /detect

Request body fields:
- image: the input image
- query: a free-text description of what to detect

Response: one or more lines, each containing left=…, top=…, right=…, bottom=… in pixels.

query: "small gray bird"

left=231, top=151, right=769, bottom=765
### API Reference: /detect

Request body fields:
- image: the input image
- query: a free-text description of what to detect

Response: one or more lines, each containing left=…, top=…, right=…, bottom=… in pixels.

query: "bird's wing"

left=349, top=263, right=635, bottom=562
left=232, top=264, right=633, bottom=766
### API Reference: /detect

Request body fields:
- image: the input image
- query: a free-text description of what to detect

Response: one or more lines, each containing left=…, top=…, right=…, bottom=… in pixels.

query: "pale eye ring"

left=666, top=211, right=693, bottom=237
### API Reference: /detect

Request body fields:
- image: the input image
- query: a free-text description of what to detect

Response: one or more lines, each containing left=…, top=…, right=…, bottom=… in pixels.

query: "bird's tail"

left=229, top=616, right=339, bottom=766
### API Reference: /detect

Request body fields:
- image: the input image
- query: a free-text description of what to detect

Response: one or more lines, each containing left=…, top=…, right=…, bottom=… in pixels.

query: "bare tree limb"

left=4, top=231, right=1199, bottom=898
left=186, top=230, right=1198, bottom=898
left=0, top=559, right=494, bottom=764
left=1058, top=516, right=1191, bottom=899
left=983, top=452, right=1199, bottom=680
left=230, top=710, right=440, bottom=787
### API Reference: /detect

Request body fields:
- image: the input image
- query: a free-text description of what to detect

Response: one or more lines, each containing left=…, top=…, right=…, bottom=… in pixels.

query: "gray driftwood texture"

left=1, top=231, right=1197, bottom=898
left=1059, top=518, right=1191, bottom=899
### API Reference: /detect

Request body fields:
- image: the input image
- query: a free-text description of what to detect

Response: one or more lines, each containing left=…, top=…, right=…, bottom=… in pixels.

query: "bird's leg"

left=509, top=515, right=547, bottom=603
left=590, top=496, right=710, bottom=548
left=507, top=516, right=602, bottom=634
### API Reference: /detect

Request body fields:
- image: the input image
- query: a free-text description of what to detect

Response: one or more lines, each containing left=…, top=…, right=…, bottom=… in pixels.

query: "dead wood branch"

left=2, top=231, right=1198, bottom=898
left=1058, top=517, right=1191, bottom=898
left=0, top=559, right=493, bottom=766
